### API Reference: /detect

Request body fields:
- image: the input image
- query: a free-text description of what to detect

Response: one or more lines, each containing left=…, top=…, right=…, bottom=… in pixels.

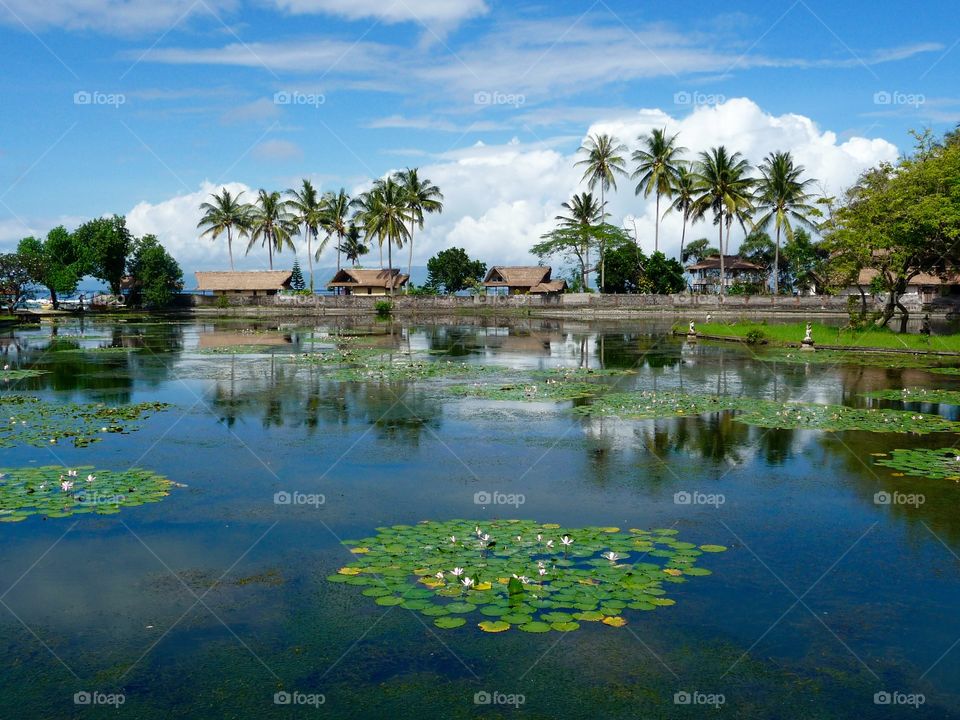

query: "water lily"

left=537, top=567, right=547, bottom=576
left=86, top=474, right=96, bottom=483
left=536, top=534, right=542, bottom=542
left=561, top=535, right=573, bottom=547
left=449, top=535, right=457, bottom=544
left=450, top=567, right=464, bottom=577
left=461, top=577, right=475, bottom=589
left=602, top=551, right=620, bottom=562
left=60, top=480, right=73, bottom=491
left=513, top=574, right=530, bottom=584
left=434, top=571, right=444, bottom=580
left=67, top=470, right=78, bottom=477
left=480, top=533, right=491, bottom=543
left=545, top=540, right=554, bottom=548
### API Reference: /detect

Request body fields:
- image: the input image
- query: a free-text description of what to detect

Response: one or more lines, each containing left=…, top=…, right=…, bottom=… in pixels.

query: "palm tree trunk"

left=268, top=234, right=274, bottom=270
left=387, top=237, right=393, bottom=296
left=599, top=186, right=605, bottom=293
left=654, top=192, right=660, bottom=254
left=718, top=219, right=725, bottom=296
left=679, top=213, right=687, bottom=267
left=306, top=225, right=314, bottom=293
left=773, top=225, right=781, bottom=296
left=227, top=228, right=235, bottom=271
left=407, top=220, right=415, bottom=294
left=379, top=241, right=383, bottom=270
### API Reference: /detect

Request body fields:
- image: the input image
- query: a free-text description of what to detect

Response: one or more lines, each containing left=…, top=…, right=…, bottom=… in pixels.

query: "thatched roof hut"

left=195, top=271, right=293, bottom=297
left=483, top=266, right=567, bottom=294
left=327, top=268, right=409, bottom=295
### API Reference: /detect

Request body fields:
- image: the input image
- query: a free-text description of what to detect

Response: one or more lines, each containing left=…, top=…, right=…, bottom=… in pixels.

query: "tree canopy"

left=425, top=247, right=486, bottom=294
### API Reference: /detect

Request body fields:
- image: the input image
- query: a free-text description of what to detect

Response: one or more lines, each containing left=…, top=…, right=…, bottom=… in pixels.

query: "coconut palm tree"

left=664, top=163, right=699, bottom=266
left=754, top=151, right=819, bottom=294
left=320, top=189, right=351, bottom=273
left=353, top=178, right=411, bottom=294
left=691, top=147, right=754, bottom=295
left=556, top=192, right=603, bottom=290
left=337, top=224, right=368, bottom=267
left=575, top=133, right=628, bottom=291
left=246, top=189, right=297, bottom=270
left=286, top=179, right=324, bottom=292
left=631, top=128, right=686, bottom=253
left=197, top=188, right=251, bottom=271
left=395, top=168, right=443, bottom=293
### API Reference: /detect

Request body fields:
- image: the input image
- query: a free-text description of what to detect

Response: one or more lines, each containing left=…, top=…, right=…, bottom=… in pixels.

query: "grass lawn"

left=677, top=320, right=960, bottom=353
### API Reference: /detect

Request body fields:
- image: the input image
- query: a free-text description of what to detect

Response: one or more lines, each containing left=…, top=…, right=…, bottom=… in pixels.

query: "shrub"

left=374, top=299, right=392, bottom=317
left=744, top=328, right=767, bottom=345
left=215, top=295, right=230, bottom=309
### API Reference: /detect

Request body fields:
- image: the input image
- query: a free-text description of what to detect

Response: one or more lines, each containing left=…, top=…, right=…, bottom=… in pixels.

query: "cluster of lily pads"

left=1, top=368, right=48, bottom=381
left=325, top=358, right=496, bottom=383
left=0, top=395, right=170, bottom=447
left=733, top=400, right=960, bottom=433
left=873, top=448, right=960, bottom=480
left=759, top=349, right=955, bottom=370
left=863, top=388, right=960, bottom=405
left=331, top=519, right=726, bottom=633
left=53, top=345, right=142, bottom=354
left=197, top=345, right=290, bottom=355
left=0, top=466, right=181, bottom=521
left=573, top=391, right=742, bottom=420
left=449, top=380, right=602, bottom=402
left=928, top=367, right=960, bottom=376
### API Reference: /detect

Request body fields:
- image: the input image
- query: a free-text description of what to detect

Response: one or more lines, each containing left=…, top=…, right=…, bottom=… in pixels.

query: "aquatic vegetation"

left=0, top=466, right=181, bottom=521
left=197, top=345, right=291, bottom=355
left=530, top=367, right=636, bottom=380
left=873, top=449, right=960, bottom=480
left=758, top=349, right=956, bottom=370
left=327, top=359, right=495, bottom=383
left=331, top=519, right=726, bottom=633
left=863, top=388, right=960, bottom=405
left=574, top=391, right=741, bottom=419
left=0, top=395, right=171, bottom=448
left=733, top=400, right=960, bottom=434
left=1, top=368, right=48, bottom=381
left=448, top=380, right=603, bottom=402
left=928, top=367, right=960, bottom=376
left=292, top=348, right=391, bottom=365
left=53, top=345, right=142, bottom=354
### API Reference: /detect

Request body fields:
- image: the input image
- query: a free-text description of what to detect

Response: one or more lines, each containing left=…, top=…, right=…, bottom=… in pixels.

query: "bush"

left=215, top=295, right=230, bottom=309
left=744, top=328, right=768, bottom=345
left=374, top=299, right=392, bottom=317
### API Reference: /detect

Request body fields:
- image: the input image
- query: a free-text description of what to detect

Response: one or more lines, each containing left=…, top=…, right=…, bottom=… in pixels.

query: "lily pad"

left=874, top=448, right=960, bottom=480
left=478, top=621, right=511, bottom=633
left=434, top=617, right=466, bottom=629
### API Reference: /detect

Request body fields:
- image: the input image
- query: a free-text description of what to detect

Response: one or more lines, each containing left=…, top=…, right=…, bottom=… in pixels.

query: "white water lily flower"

left=602, top=551, right=620, bottom=562
left=435, top=571, right=444, bottom=580
left=461, top=577, right=475, bottom=589
left=67, top=469, right=77, bottom=477
left=60, top=480, right=73, bottom=491
left=546, top=540, right=554, bottom=548
left=480, top=533, right=491, bottom=543
left=536, top=534, right=542, bottom=542
left=538, top=567, right=547, bottom=576
left=449, top=535, right=457, bottom=544
left=87, top=474, right=96, bottom=483
left=513, top=574, right=530, bottom=584
left=561, top=536, right=573, bottom=547
left=450, top=567, right=464, bottom=577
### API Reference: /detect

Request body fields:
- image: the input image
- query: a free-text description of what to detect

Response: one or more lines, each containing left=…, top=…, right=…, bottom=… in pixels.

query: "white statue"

left=688, top=320, right=696, bottom=335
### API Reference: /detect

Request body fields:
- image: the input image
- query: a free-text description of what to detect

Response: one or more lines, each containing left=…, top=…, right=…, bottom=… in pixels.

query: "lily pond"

left=2, top=315, right=960, bottom=718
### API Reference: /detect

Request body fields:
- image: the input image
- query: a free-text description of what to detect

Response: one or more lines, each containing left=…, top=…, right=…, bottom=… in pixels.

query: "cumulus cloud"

left=121, top=99, right=899, bottom=281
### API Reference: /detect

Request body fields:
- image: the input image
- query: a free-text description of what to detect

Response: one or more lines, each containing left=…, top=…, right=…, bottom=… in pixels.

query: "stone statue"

left=801, top=322, right=815, bottom=350
left=688, top=320, right=696, bottom=335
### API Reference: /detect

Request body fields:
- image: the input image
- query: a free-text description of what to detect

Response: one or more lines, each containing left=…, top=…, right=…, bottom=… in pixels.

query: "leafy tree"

left=753, top=151, right=820, bottom=294
left=550, top=192, right=603, bottom=289
left=290, top=258, right=306, bottom=291
left=576, top=133, right=628, bottom=290
left=782, top=228, right=827, bottom=295
left=632, top=128, right=686, bottom=253
left=198, top=188, right=251, bottom=272
left=646, top=252, right=687, bottom=294
left=602, top=246, right=686, bottom=294
left=287, top=180, right=324, bottom=291
left=533, top=223, right=632, bottom=292
left=823, top=134, right=960, bottom=330
left=425, top=247, right=486, bottom=294
left=0, top=252, right=31, bottom=309
left=73, top=215, right=132, bottom=295
left=127, top=235, right=183, bottom=308
left=682, top=238, right=718, bottom=264
left=247, top=189, right=297, bottom=269
left=17, top=226, right=84, bottom=309
left=395, top=168, right=443, bottom=293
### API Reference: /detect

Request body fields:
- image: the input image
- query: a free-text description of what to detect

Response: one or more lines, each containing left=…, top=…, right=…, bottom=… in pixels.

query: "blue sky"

left=1, top=0, right=957, bottom=278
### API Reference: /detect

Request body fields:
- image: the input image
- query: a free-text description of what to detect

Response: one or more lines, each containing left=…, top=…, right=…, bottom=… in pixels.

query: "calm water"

left=1, top=315, right=959, bottom=719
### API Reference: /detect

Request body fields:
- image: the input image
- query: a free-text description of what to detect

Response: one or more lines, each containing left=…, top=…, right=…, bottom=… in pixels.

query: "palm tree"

left=691, top=147, right=753, bottom=295
left=320, top=189, right=351, bottom=273
left=337, top=224, right=368, bottom=267
left=632, top=128, right=686, bottom=253
left=247, top=189, right=296, bottom=270
left=575, top=133, right=628, bottom=291
left=664, top=163, right=698, bottom=266
left=353, top=178, right=411, bottom=294
left=197, top=188, right=251, bottom=271
left=556, top=192, right=603, bottom=290
left=287, top=179, right=324, bottom=292
left=754, top=151, right=819, bottom=294
left=395, top=168, right=443, bottom=293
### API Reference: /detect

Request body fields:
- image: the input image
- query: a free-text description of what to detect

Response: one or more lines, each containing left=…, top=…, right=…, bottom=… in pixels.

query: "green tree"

left=287, top=180, right=324, bottom=291
left=692, top=146, right=754, bottom=295
left=575, top=133, right=628, bottom=291
left=290, top=258, right=306, bottom=291
left=602, top=246, right=685, bottom=294
left=782, top=228, right=827, bottom=295
left=17, top=226, right=84, bottom=309
left=553, top=192, right=603, bottom=289
left=395, top=168, right=443, bottom=293
left=681, top=238, right=718, bottom=264
left=352, top=178, right=411, bottom=293
left=0, top=252, right=31, bottom=309
left=754, top=151, right=820, bottom=294
left=337, top=224, right=368, bottom=267
left=632, top=128, right=686, bottom=253
left=646, top=252, right=687, bottom=294
left=73, top=215, right=132, bottom=295
left=533, top=223, right=632, bottom=293
left=247, top=189, right=297, bottom=270
left=425, top=247, right=486, bottom=294
left=127, top=235, right=183, bottom=308
left=197, top=188, right=251, bottom=271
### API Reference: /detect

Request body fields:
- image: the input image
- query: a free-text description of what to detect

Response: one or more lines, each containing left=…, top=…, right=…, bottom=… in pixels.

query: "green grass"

left=678, top=321, right=960, bottom=353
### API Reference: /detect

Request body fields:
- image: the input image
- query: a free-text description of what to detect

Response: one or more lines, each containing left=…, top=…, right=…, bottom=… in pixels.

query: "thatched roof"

left=195, top=271, right=293, bottom=291
left=327, top=268, right=409, bottom=289
left=483, top=266, right=552, bottom=288
left=686, top=255, right=764, bottom=272
left=529, top=279, right=567, bottom=294
left=856, top=268, right=960, bottom=287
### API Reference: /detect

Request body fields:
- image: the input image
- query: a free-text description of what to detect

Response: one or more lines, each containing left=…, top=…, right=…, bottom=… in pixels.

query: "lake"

left=0, top=315, right=958, bottom=719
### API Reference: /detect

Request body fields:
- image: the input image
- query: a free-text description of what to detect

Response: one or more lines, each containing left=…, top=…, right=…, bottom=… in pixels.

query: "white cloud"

left=0, top=0, right=234, bottom=34
left=120, top=99, right=899, bottom=281
left=270, top=0, right=487, bottom=26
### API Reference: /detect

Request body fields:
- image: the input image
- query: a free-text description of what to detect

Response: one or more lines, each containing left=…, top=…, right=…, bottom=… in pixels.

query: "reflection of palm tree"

left=632, top=128, right=686, bottom=253
left=197, top=188, right=251, bottom=271
left=247, top=190, right=297, bottom=270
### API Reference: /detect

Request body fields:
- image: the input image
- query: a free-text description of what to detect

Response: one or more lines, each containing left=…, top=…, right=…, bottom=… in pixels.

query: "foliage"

left=632, top=128, right=686, bottom=252
left=17, top=226, right=85, bottom=309
left=247, top=189, right=297, bottom=269
left=602, top=247, right=685, bottom=294
left=73, top=215, right=133, bottom=295
left=395, top=167, right=444, bottom=287
left=426, top=247, right=487, bottom=294
left=287, top=180, right=325, bottom=291
left=535, top=223, right=633, bottom=293
left=863, top=388, right=960, bottom=404
left=0, top=252, right=32, bottom=308
left=336, top=223, right=368, bottom=267
left=0, top=466, right=179, bottom=522
left=332, top=519, right=726, bottom=633
left=290, top=258, right=306, bottom=291
left=198, top=188, right=252, bottom=272
left=374, top=299, right=392, bottom=317
left=127, top=235, right=183, bottom=308
left=873, top=449, right=960, bottom=480
left=744, top=328, right=768, bottom=344
left=782, top=228, right=828, bottom=295
left=681, top=238, right=717, bottom=264
left=448, top=380, right=603, bottom=402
